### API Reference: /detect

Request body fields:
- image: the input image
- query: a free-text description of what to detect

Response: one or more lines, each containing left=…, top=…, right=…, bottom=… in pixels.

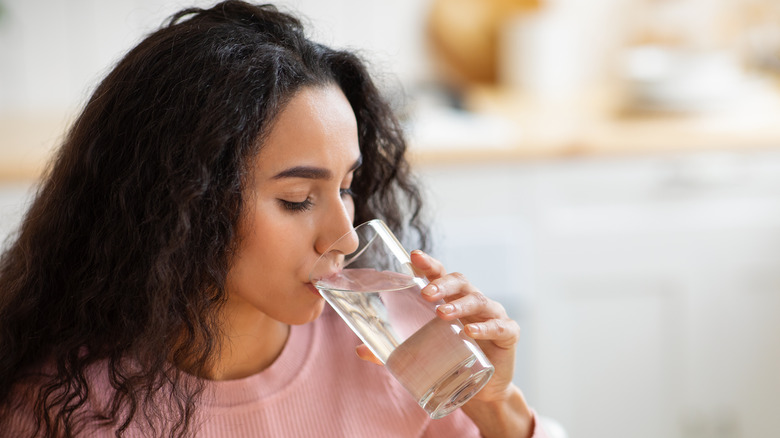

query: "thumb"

left=355, top=344, right=383, bottom=366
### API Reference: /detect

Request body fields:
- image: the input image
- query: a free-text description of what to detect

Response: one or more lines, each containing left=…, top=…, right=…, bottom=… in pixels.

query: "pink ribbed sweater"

left=8, top=307, right=545, bottom=437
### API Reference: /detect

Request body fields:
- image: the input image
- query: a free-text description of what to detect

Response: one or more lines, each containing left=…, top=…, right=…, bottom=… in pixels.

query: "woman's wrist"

left=461, top=384, right=535, bottom=438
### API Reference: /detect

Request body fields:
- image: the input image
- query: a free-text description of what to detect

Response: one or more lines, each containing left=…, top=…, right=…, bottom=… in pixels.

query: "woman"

left=0, top=2, right=545, bottom=437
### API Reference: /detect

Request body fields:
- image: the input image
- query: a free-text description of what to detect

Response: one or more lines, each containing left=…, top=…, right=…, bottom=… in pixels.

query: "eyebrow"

left=272, top=155, right=362, bottom=180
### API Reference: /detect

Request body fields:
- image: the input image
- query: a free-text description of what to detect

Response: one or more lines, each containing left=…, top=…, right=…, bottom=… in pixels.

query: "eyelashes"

left=279, top=198, right=314, bottom=212
left=279, top=188, right=355, bottom=213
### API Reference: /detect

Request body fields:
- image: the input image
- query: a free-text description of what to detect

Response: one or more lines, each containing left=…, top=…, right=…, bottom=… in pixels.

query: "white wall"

left=0, top=181, right=33, bottom=249
left=0, top=0, right=432, bottom=113
left=0, top=0, right=765, bottom=114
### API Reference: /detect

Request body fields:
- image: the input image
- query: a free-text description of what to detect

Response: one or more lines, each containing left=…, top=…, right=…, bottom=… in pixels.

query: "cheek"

left=227, top=215, right=296, bottom=298
left=231, top=207, right=285, bottom=276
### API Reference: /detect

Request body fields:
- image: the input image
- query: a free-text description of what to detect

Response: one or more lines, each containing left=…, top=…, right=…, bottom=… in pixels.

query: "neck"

left=174, top=302, right=291, bottom=381
left=208, top=306, right=290, bottom=381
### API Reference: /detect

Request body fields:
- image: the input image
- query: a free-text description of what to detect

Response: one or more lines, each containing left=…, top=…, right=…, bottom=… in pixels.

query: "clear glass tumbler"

left=310, top=219, right=494, bottom=419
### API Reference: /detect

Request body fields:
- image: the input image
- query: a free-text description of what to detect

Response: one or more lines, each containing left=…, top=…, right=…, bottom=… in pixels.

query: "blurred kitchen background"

left=2, top=0, right=780, bottom=436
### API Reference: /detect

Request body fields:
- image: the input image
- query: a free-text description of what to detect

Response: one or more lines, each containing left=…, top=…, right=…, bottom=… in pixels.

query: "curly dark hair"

left=0, top=2, right=428, bottom=437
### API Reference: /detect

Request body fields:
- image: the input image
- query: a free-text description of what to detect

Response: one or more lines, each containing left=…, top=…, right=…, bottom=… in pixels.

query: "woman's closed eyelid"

left=278, top=197, right=314, bottom=212
left=277, top=185, right=352, bottom=213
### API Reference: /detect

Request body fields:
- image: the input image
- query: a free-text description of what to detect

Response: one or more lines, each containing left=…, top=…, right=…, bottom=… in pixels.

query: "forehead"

left=253, top=85, right=360, bottom=178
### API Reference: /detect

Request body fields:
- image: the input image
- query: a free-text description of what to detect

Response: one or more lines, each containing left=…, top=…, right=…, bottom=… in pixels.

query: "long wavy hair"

left=0, top=2, right=427, bottom=436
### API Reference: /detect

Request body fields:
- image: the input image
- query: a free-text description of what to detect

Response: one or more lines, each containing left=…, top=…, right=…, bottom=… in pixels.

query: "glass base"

left=419, top=355, right=495, bottom=419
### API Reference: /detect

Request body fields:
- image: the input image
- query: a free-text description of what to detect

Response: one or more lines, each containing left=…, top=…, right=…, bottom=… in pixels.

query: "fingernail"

left=439, top=304, right=455, bottom=315
left=467, top=324, right=481, bottom=335
left=422, top=284, right=438, bottom=297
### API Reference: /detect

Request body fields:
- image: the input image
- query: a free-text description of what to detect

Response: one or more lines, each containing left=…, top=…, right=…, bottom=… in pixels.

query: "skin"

left=216, top=84, right=360, bottom=380
left=214, top=84, right=534, bottom=438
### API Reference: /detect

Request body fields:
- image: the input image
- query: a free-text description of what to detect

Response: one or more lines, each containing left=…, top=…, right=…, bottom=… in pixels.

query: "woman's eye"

left=340, top=188, right=355, bottom=199
left=279, top=198, right=314, bottom=212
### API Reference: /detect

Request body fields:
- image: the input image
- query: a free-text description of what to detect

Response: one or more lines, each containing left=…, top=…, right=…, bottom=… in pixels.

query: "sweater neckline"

left=201, top=318, right=317, bottom=407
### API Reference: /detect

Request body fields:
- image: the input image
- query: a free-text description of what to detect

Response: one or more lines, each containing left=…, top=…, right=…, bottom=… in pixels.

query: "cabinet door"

left=536, top=273, right=681, bottom=438
left=418, top=150, right=780, bottom=438
left=529, top=152, right=780, bottom=438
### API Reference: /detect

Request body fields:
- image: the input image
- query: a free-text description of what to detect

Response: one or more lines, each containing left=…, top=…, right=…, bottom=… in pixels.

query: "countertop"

left=407, top=83, right=780, bottom=166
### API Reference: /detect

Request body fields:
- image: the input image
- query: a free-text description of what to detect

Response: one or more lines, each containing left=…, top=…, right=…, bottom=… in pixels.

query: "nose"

left=314, top=197, right=359, bottom=257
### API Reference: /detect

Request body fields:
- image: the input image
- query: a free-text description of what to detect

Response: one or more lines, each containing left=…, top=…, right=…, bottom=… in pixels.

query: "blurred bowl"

left=621, top=46, right=747, bottom=112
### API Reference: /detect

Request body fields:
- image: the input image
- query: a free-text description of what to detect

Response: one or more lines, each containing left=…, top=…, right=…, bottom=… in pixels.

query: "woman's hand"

left=354, top=250, right=535, bottom=437
left=354, top=249, right=521, bottom=400
left=410, top=250, right=519, bottom=403
left=411, top=250, right=535, bottom=438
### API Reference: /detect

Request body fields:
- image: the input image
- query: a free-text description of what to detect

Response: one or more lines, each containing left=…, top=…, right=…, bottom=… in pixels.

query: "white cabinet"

left=416, top=149, right=780, bottom=438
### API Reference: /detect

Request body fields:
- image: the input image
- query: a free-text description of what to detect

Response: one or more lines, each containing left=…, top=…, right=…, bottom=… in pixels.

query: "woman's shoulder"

left=2, top=374, right=40, bottom=436
left=2, top=357, right=132, bottom=437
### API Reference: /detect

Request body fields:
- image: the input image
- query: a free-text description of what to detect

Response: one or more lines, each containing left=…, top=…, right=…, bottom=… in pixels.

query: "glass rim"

left=309, top=219, right=418, bottom=291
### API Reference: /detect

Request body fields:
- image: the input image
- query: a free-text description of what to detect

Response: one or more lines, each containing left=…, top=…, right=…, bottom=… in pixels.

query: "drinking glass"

left=309, top=219, right=494, bottom=419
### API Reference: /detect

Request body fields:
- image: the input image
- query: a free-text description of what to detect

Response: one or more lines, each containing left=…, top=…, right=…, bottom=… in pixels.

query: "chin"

left=288, top=299, right=326, bottom=325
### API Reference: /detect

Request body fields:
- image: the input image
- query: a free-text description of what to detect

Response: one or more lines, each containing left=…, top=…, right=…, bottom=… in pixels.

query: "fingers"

left=411, top=250, right=519, bottom=348
left=463, top=318, right=521, bottom=350
left=423, top=271, right=478, bottom=300
left=421, top=270, right=507, bottom=319
left=412, top=252, right=485, bottom=304
left=434, top=284, right=505, bottom=317
left=412, top=251, right=469, bottom=303
left=410, top=250, right=446, bottom=280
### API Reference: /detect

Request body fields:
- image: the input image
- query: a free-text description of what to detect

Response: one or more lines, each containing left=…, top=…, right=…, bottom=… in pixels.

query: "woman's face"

left=225, top=85, right=361, bottom=325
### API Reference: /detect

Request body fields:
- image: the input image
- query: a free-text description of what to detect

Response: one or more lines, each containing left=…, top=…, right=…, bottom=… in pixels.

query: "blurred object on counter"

left=617, top=0, right=780, bottom=115
left=402, top=82, right=520, bottom=155
left=498, top=0, right=629, bottom=103
left=738, top=0, right=780, bottom=79
left=626, top=0, right=741, bottom=50
left=426, top=0, right=541, bottom=87
left=619, top=45, right=752, bottom=113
